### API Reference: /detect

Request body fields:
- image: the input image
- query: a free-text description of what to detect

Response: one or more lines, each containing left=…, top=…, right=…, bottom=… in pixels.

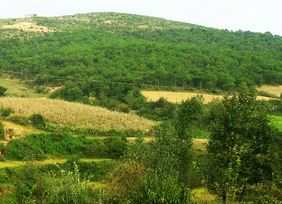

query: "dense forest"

left=0, top=12, right=282, bottom=92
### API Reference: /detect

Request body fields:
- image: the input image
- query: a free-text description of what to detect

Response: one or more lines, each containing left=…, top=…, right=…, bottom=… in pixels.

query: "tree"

left=174, top=96, right=204, bottom=141
left=0, top=86, right=7, bottom=97
left=204, top=84, right=276, bottom=203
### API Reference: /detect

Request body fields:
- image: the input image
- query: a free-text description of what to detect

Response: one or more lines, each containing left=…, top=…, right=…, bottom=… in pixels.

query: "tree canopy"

left=0, top=13, right=282, bottom=91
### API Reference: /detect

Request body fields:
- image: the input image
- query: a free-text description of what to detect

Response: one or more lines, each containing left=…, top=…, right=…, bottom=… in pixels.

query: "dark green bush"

left=0, top=107, right=14, bottom=117
left=0, top=121, right=4, bottom=140
left=0, top=86, right=7, bottom=97
left=3, top=132, right=128, bottom=161
left=4, top=139, right=46, bottom=161
left=29, top=114, right=45, bottom=130
left=104, top=136, right=128, bottom=159
left=6, top=114, right=29, bottom=125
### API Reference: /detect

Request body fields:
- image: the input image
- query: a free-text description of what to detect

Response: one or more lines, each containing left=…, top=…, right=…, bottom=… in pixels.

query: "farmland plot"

left=0, top=97, right=156, bottom=130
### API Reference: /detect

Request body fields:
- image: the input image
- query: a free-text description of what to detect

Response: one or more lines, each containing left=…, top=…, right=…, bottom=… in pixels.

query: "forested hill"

left=0, top=12, right=282, bottom=90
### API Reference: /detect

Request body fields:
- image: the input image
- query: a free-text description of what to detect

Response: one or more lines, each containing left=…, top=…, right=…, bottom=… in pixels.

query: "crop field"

left=141, top=90, right=275, bottom=104
left=257, top=85, right=282, bottom=98
left=0, top=97, right=156, bottom=130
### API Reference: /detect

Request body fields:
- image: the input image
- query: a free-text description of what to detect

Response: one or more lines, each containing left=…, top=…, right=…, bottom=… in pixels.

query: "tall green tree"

left=204, top=84, right=276, bottom=203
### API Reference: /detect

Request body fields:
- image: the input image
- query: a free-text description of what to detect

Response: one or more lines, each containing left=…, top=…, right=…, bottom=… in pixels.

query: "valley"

left=0, top=12, right=282, bottom=203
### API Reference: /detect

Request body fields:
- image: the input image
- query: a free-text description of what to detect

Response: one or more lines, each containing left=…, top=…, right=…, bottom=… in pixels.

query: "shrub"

left=4, top=139, right=46, bottom=161
left=7, top=162, right=93, bottom=204
left=29, top=114, right=45, bottom=130
left=0, top=107, right=14, bottom=117
left=104, top=136, right=128, bottom=159
left=0, top=86, right=7, bottom=97
left=0, top=122, right=4, bottom=140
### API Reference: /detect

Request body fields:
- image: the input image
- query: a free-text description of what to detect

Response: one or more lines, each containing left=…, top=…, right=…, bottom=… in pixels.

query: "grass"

left=192, top=187, right=216, bottom=203
left=0, top=97, right=156, bottom=131
left=270, top=115, right=282, bottom=131
left=0, top=79, right=43, bottom=97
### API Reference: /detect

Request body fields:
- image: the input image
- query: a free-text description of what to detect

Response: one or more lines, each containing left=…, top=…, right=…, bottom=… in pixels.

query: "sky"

left=1, top=0, right=282, bottom=36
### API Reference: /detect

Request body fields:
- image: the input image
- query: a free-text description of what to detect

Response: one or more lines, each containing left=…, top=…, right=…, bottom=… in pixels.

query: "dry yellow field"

left=2, top=22, right=53, bottom=33
left=141, top=90, right=274, bottom=104
left=0, top=97, right=156, bottom=131
left=257, top=85, right=282, bottom=97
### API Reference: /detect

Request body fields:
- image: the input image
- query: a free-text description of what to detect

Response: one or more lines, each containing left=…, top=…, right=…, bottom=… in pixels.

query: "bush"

left=6, top=162, right=93, bottom=204
left=0, top=86, right=7, bottom=97
left=0, top=122, right=4, bottom=140
left=6, top=114, right=29, bottom=125
left=104, top=136, right=128, bottom=159
left=0, top=107, right=14, bottom=117
left=4, top=139, right=46, bottom=161
left=29, top=114, right=46, bottom=130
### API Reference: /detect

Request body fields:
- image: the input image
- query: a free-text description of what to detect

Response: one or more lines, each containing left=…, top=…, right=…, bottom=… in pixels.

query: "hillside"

left=0, top=12, right=282, bottom=118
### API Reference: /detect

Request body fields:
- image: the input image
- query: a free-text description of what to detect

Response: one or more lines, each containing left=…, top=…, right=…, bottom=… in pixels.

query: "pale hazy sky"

left=1, top=0, right=282, bottom=36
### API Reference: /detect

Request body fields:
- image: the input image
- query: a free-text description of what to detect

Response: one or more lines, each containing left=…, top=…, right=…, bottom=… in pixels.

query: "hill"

left=0, top=12, right=282, bottom=91
left=1, top=12, right=282, bottom=116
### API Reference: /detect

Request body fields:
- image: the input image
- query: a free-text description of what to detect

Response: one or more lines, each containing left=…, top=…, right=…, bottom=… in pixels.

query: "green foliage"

left=174, top=96, right=204, bottom=140
left=56, top=125, right=145, bottom=137
left=3, top=132, right=128, bottom=160
left=4, top=162, right=92, bottom=204
left=50, top=80, right=84, bottom=102
left=103, top=136, right=128, bottom=159
left=1, top=14, right=282, bottom=94
left=43, top=162, right=91, bottom=204
left=0, top=107, right=14, bottom=117
left=4, top=139, right=46, bottom=161
left=0, top=121, right=4, bottom=140
left=125, top=121, right=195, bottom=186
left=136, top=173, right=192, bottom=204
left=29, top=114, right=46, bottom=130
left=138, top=97, right=176, bottom=121
left=0, top=86, right=7, bottom=97
left=105, top=160, right=192, bottom=204
left=204, top=84, right=277, bottom=203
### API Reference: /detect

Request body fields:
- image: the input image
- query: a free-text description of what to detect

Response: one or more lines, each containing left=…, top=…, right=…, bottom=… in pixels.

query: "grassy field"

left=0, top=79, right=42, bottom=97
left=270, top=115, right=282, bottom=131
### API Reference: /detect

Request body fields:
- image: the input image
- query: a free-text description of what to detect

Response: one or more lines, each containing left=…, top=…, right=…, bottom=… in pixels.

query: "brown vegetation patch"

left=193, top=139, right=209, bottom=150
left=2, top=22, right=53, bottom=32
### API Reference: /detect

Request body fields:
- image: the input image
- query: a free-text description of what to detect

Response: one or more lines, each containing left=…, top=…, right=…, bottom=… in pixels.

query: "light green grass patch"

left=0, top=161, right=22, bottom=168
left=88, top=181, right=107, bottom=190
left=79, top=158, right=112, bottom=163
left=0, top=79, right=43, bottom=97
left=270, top=115, right=282, bottom=131
left=192, top=187, right=216, bottom=203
